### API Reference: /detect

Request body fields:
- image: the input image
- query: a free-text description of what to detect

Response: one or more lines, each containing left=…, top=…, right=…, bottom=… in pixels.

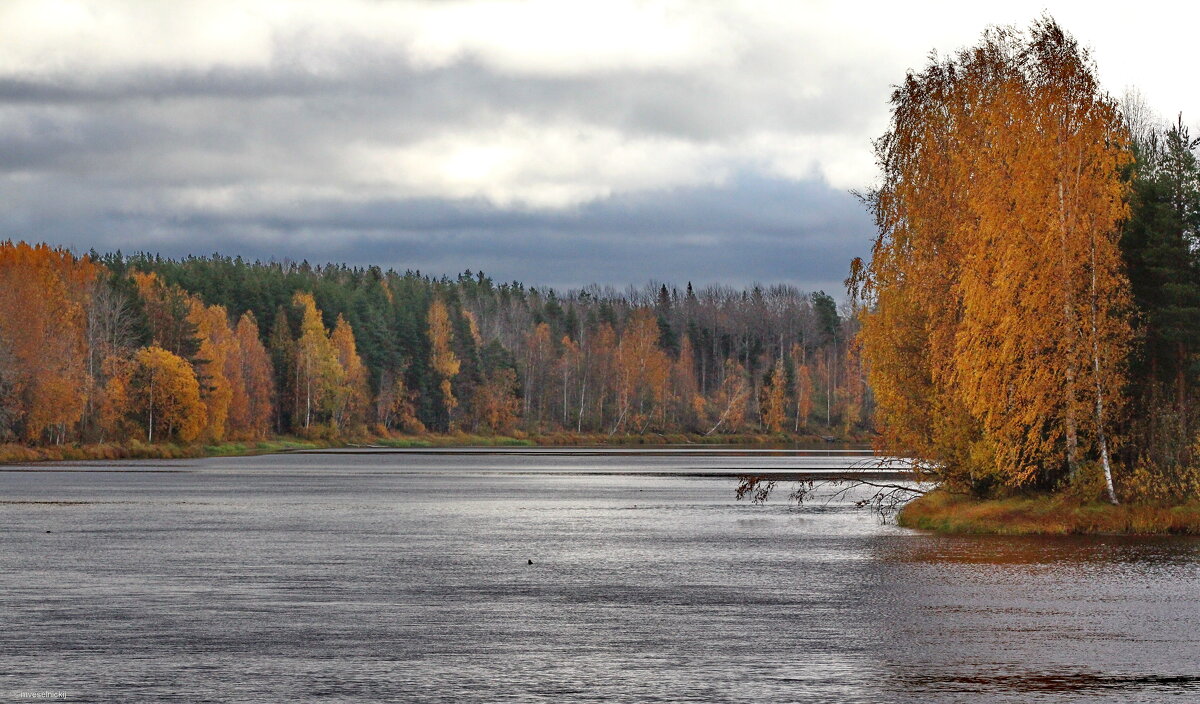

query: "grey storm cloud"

left=12, top=175, right=870, bottom=293
left=2, top=0, right=1190, bottom=290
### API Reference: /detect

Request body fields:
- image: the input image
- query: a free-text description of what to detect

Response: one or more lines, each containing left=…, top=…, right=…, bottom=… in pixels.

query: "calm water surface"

left=1, top=450, right=1197, bottom=702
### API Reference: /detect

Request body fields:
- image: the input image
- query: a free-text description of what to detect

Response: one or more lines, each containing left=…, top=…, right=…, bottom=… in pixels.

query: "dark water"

left=1, top=451, right=1197, bottom=703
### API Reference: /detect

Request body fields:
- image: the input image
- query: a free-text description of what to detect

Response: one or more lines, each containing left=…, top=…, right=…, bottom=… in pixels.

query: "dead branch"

left=734, top=463, right=930, bottom=520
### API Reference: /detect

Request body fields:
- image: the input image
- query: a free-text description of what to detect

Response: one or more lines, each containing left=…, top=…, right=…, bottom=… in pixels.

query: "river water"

left=1, top=450, right=1197, bottom=703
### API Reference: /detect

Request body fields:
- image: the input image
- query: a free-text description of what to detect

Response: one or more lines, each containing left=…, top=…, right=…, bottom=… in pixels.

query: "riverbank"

left=0, top=430, right=867, bottom=465
left=898, top=489, right=1200, bottom=535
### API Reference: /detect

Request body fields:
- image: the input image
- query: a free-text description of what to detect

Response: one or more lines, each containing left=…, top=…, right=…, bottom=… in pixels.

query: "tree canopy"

left=851, top=18, right=1132, bottom=501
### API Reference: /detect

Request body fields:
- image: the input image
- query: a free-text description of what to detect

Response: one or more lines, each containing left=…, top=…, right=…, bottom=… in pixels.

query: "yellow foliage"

left=761, top=358, right=787, bottom=433
left=793, top=359, right=812, bottom=430
left=132, top=346, right=206, bottom=443
left=188, top=300, right=235, bottom=442
left=427, top=298, right=460, bottom=423
left=330, top=314, right=369, bottom=431
left=98, top=354, right=134, bottom=440
left=852, top=19, right=1132, bottom=495
left=292, top=292, right=344, bottom=429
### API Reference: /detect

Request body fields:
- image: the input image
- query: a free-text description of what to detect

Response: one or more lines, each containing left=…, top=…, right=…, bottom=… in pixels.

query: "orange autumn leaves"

left=186, top=300, right=276, bottom=442
left=0, top=242, right=96, bottom=442
left=1, top=242, right=854, bottom=445
left=0, top=246, right=298, bottom=446
left=125, top=284, right=371, bottom=442
left=121, top=273, right=278, bottom=442
left=507, top=307, right=828, bottom=436
left=130, top=346, right=206, bottom=443
left=851, top=19, right=1131, bottom=496
left=613, top=310, right=671, bottom=434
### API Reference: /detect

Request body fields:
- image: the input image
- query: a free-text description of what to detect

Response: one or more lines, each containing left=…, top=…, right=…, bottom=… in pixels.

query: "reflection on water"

left=0, top=451, right=1197, bottom=703
left=868, top=530, right=1200, bottom=702
left=896, top=672, right=1200, bottom=694
left=887, top=533, right=1200, bottom=565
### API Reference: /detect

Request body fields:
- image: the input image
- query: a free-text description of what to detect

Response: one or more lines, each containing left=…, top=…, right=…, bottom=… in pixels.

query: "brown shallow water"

left=1, top=450, right=1198, bottom=702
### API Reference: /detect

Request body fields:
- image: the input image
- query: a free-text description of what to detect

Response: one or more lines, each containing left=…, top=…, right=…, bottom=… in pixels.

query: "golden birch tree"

left=131, top=346, right=206, bottom=443
left=330, top=314, right=369, bottom=431
left=427, top=298, right=460, bottom=429
left=188, top=300, right=235, bottom=442
left=850, top=18, right=1132, bottom=500
left=292, top=292, right=343, bottom=430
left=761, top=358, right=787, bottom=433
left=613, top=309, right=670, bottom=433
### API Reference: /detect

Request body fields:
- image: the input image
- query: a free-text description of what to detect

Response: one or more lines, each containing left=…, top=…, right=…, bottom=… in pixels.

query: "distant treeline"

left=0, top=242, right=868, bottom=446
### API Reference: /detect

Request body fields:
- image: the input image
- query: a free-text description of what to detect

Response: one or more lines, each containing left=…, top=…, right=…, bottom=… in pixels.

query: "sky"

left=2, top=1, right=1198, bottom=292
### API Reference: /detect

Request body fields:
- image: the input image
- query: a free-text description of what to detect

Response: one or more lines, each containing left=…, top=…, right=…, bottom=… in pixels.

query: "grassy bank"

left=898, top=488, right=1200, bottom=535
left=0, top=430, right=865, bottom=465
left=0, top=438, right=332, bottom=464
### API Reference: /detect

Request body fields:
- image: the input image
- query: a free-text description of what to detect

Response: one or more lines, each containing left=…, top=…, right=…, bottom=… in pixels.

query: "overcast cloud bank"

left=2, top=1, right=1196, bottom=288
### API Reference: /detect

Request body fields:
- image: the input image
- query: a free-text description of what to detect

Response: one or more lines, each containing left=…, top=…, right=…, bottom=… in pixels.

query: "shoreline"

left=898, top=489, right=1200, bottom=536
left=0, top=431, right=872, bottom=467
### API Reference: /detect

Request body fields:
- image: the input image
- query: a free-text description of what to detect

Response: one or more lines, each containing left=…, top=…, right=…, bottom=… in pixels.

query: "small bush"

left=1120, top=461, right=1200, bottom=505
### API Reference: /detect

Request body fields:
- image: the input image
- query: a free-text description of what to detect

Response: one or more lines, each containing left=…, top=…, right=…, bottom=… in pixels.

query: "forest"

left=7, top=16, right=1198, bottom=519
left=0, top=243, right=868, bottom=454
left=852, top=17, right=1200, bottom=509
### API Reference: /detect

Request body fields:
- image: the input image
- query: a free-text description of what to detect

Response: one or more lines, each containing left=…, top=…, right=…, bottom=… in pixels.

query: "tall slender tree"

left=427, top=298, right=460, bottom=430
